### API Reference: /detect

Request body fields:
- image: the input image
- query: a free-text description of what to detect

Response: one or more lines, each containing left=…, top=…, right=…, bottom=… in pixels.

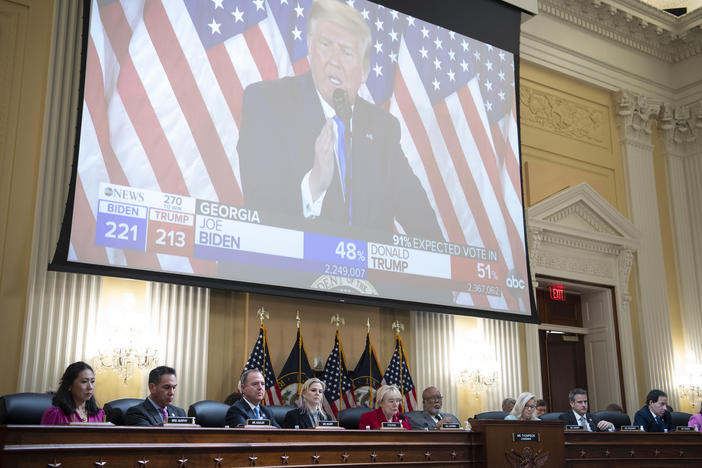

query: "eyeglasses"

left=425, top=396, right=443, bottom=402
left=525, top=405, right=536, bottom=410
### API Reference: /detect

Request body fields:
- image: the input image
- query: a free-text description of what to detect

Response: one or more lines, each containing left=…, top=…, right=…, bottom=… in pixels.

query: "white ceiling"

left=640, top=0, right=702, bottom=13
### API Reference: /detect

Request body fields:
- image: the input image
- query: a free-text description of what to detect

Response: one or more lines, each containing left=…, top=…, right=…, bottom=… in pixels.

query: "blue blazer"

left=633, top=406, right=674, bottom=432
left=225, top=398, right=280, bottom=428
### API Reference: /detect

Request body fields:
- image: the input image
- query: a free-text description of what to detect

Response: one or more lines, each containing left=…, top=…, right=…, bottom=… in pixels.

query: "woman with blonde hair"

left=283, top=377, right=333, bottom=428
left=358, top=385, right=411, bottom=430
left=504, top=392, right=540, bottom=421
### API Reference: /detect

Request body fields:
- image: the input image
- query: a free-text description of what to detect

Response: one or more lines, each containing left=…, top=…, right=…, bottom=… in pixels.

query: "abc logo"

left=104, top=186, right=113, bottom=197
left=505, top=269, right=526, bottom=298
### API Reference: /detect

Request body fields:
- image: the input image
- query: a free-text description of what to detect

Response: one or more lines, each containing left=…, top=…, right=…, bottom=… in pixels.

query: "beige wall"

left=519, top=61, right=684, bottom=407
left=0, top=0, right=54, bottom=396
left=207, top=289, right=409, bottom=403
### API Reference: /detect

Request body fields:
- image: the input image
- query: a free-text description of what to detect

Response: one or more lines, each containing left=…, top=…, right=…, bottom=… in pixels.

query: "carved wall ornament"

left=616, top=90, right=660, bottom=139
left=659, top=101, right=702, bottom=153
left=520, top=85, right=607, bottom=145
left=544, top=203, right=619, bottom=236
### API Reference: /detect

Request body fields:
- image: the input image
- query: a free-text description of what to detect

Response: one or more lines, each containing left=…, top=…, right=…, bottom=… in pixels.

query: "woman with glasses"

left=358, top=385, right=412, bottom=429
left=504, top=392, right=540, bottom=421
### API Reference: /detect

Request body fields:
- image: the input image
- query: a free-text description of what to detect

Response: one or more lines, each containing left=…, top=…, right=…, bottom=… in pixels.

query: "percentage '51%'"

left=477, top=262, right=498, bottom=280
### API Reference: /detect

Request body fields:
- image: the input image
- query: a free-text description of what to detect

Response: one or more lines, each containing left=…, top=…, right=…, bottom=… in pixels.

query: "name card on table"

left=316, top=420, right=341, bottom=428
left=565, top=425, right=585, bottom=431
left=246, top=418, right=273, bottom=428
left=166, top=416, right=196, bottom=425
left=381, top=421, right=403, bottom=429
left=621, top=425, right=643, bottom=431
left=513, top=433, right=540, bottom=442
left=676, top=426, right=695, bottom=431
left=440, top=422, right=461, bottom=430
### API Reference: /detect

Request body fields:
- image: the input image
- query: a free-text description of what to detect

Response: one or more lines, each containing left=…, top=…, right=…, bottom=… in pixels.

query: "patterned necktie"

left=332, top=115, right=352, bottom=224
left=161, top=407, right=168, bottom=424
left=580, top=416, right=590, bottom=431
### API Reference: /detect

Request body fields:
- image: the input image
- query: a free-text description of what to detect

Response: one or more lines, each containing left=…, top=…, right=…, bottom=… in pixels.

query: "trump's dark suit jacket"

left=123, top=398, right=186, bottom=426
left=225, top=398, right=281, bottom=428
left=633, top=406, right=674, bottom=432
left=237, top=72, right=443, bottom=242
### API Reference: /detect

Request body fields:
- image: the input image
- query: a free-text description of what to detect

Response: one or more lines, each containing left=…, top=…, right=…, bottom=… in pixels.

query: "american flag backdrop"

left=242, top=324, right=284, bottom=405
left=73, top=0, right=527, bottom=313
left=321, top=330, right=356, bottom=418
left=380, top=335, right=417, bottom=412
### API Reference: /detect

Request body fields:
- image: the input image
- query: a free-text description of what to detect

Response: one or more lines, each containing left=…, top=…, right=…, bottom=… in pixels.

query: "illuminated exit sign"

left=549, top=284, right=565, bottom=301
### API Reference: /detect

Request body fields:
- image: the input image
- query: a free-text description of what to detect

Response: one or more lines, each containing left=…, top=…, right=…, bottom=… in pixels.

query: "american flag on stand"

left=76, top=0, right=526, bottom=312
left=242, top=324, right=283, bottom=405
left=381, top=336, right=417, bottom=412
left=321, top=330, right=356, bottom=418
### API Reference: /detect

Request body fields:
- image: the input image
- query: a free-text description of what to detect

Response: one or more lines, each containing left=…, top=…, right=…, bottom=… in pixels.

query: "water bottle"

left=464, top=420, right=472, bottom=431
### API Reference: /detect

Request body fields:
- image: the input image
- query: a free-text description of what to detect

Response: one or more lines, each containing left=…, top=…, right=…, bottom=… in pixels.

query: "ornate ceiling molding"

left=537, top=0, right=702, bottom=63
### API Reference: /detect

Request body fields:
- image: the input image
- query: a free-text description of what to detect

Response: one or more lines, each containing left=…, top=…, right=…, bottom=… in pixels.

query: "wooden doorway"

left=539, top=330, right=588, bottom=412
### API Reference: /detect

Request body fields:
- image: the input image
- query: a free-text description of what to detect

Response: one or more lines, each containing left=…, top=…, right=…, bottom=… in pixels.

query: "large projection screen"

left=52, top=0, right=535, bottom=321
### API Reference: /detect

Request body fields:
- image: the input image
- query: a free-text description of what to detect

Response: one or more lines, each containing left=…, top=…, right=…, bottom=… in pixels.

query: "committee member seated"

left=406, top=386, right=459, bottom=430
left=225, top=369, right=281, bottom=428
left=41, top=361, right=105, bottom=424
left=688, top=401, right=702, bottom=429
left=502, top=397, right=516, bottom=413
left=504, top=392, right=540, bottom=421
left=124, top=366, right=186, bottom=426
left=558, top=388, right=614, bottom=431
left=283, top=378, right=333, bottom=428
left=358, top=385, right=411, bottom=430
left=535, top=399, right=548, bottom=418
left=633, top=389, right=674, bottom=432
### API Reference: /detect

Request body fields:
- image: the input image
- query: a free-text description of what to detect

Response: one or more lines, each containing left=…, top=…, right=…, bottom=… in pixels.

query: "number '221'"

left=105, top=221, right=137, bottom=241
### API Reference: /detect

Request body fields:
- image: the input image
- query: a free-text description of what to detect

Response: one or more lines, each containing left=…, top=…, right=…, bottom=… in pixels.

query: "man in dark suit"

left=558, top=388, right=614, bottom=432
left=406, top=386, right=460, bottom=430
left=124, top=366, right=186, bottom=426
left=225, top=369, right=281, bottom=428
left=633, top=389, right=674, bottom=432
left=237, top=0, right=442, bottom=242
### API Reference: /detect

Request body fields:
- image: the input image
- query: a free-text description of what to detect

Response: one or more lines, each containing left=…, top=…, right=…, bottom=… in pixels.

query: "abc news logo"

left=505, top=269, right=526, bottom=298
left=104, top=186, right=145, bottom=203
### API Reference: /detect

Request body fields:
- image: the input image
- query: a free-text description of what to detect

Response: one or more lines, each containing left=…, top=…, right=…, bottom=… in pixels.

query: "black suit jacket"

left=225, top=398, right=281, bottom=428
left=123, top=398, right=186, bottom=426
left=282, top=406, right=332, bottom=429
left=558, top=410, right=607, bottom=432
left=633, top=406, right=674, bottom=432
left=237, top=72, right=443, bottom=242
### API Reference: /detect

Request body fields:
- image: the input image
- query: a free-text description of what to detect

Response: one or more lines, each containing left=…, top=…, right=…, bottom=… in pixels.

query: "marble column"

left=615, top=90, right=678, bottom=404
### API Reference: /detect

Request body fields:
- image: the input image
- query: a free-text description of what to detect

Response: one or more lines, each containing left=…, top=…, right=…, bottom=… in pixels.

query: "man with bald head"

left=406, top=386, right=460, bottom=430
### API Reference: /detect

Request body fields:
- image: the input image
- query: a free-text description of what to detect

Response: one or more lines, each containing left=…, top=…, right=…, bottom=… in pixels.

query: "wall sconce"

left=455, top=329, right=498, bottom=397
left=678, top=351, right=702, bottom=409
left=96, top=293, right=159, bottom=383
left=98, top=344, right=158, bottom=384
